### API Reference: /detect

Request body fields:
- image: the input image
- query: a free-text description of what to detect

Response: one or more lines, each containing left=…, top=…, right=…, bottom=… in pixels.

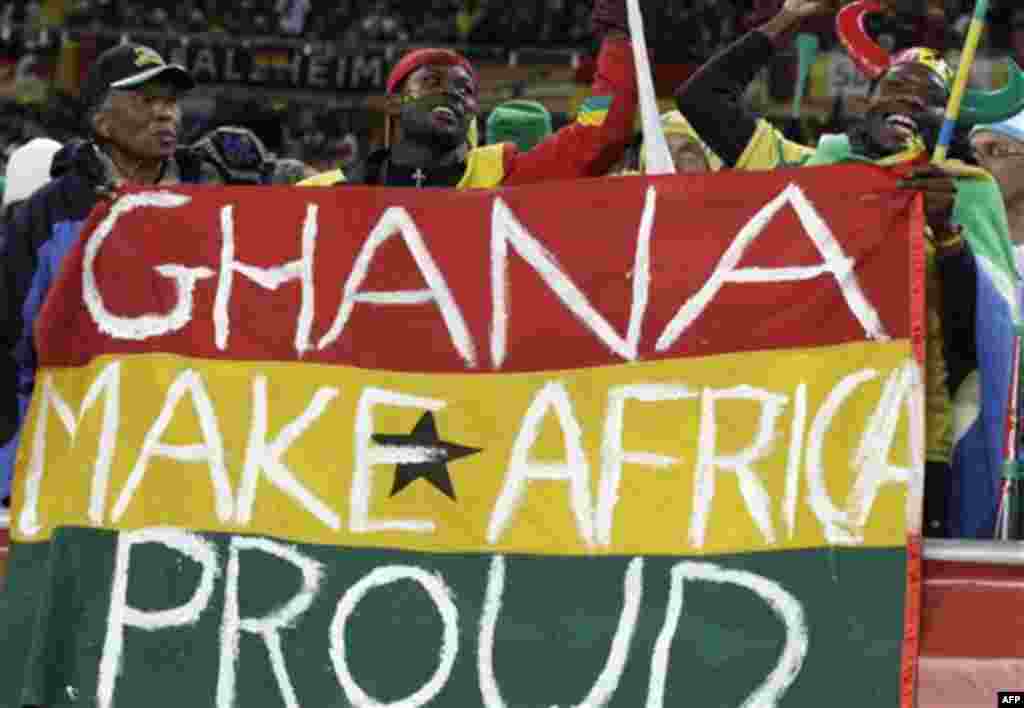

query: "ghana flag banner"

left=1, top=165, right=924, bottom=708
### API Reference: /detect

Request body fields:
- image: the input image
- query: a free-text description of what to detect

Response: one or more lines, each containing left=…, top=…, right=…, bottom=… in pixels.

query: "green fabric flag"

left=807, top=132, right=1019, bottom=297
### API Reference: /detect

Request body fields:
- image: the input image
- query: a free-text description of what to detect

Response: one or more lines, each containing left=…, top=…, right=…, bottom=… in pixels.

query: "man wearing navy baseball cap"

left=300, top=0, right=639, bottom=189
left=79, top=43, right=196, bottom=185
left=0, top=42, right=202, bottom=506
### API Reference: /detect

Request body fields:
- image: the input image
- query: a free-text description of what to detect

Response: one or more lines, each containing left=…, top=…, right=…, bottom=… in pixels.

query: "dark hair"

left=947, top=123, right=978, bottom=164
left=2, top=197, right=25, bottom=232
left=82, top=89, right=110, bottom=140
left=616, top=132, right=643, bottom=173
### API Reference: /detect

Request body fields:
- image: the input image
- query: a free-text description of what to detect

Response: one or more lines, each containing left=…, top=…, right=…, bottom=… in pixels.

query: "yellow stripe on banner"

left=577, top=110, right=610, bottom=127
left=12, top=341, right=917, bottom=556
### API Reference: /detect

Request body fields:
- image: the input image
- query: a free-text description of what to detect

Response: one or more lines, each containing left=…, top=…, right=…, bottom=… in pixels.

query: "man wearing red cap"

left=300, top=0, right=637, bottom=188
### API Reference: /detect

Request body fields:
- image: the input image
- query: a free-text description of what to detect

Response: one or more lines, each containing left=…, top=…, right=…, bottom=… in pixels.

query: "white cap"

left=3, top=137, right=63, bottom=207
left=970, top=107, right=1024, bottom=145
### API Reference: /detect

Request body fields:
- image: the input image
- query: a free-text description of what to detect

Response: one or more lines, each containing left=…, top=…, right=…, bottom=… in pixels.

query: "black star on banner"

left=372, top=412, right=481, bottom=500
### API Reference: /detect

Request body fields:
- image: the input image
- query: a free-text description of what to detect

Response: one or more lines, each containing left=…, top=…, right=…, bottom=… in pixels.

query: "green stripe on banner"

left=2, top=528, right=906, bottom=708
left=0, top=539, right=54, bottom=708
left=580, top=95, right=614, bottom=112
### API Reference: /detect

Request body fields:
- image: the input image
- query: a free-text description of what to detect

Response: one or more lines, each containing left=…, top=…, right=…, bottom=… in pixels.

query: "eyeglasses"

left=971, top=142, right=1024, bottom=161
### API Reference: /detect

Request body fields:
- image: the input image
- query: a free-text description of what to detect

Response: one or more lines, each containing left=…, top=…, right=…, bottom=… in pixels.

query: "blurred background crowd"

left=29, top=0, right=1024, bottom=53
left=1, top=0, right=1012, bottom=52
left=0, top=0, right=1020, bottom=183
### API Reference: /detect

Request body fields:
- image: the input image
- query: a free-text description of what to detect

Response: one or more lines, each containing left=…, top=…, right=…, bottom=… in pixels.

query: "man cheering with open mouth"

left=300, top=0, right=638, bottom=189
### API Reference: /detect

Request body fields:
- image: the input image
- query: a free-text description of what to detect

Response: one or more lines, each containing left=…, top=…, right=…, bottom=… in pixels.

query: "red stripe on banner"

left=900, top=534, right=923, bottom=708
left=37, top=166, right=915, bottom=372
left=908, top=195, right=926, bottom=367
left=900, top=195, right=925, bottom=708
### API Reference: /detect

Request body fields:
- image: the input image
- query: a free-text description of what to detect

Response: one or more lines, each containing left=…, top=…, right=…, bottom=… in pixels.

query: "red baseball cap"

left=385, top=48, right=477, bottom=95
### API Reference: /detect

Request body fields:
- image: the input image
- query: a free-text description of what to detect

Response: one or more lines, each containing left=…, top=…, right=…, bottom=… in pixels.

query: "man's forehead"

left=972, top=129, right=1024, bottom=147
left=113, top=79, right=184, bottom=98
left=880, top=62, right=949, bottom=96
left=408, top=63, right=474, bottom=82
left=667, top=132, right=702, bottom=148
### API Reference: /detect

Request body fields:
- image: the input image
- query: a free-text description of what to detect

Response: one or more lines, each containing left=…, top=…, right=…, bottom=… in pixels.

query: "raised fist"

left=591, top=0, right=629, bottom=37
left=897, top=165, right=959, bottom=244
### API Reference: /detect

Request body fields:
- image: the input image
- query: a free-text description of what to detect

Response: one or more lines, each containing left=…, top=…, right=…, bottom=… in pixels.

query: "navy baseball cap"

left=81, top=43, right=195, bottom=108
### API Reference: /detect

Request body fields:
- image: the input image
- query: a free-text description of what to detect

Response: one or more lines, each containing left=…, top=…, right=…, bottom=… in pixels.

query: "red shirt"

left=500, top=37, right=638, bottom=185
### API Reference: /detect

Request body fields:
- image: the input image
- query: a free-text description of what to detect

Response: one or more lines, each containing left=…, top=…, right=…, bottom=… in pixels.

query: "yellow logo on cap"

left=892, top=47, right=954, bottom=90
left=133, top=47, right=164, bottom=68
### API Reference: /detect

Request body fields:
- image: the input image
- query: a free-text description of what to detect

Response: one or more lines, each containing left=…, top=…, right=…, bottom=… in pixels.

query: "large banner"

left=1, top=167, right=924, bottom=707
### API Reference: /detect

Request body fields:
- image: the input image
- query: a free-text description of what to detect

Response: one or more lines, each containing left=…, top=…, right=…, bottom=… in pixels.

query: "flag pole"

left=996, top=336, right=1023, bottom=539
left=927, top=0, right=1024, bottom=539
left=932, top=0, right=989, bottom=163
left=791, top=33, right=819, bottom=120
left=626, top=0, right=675, bottom=174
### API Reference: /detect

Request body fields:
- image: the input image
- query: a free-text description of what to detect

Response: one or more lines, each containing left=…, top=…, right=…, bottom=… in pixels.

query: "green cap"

left=486, top=100, right=553, bottom=152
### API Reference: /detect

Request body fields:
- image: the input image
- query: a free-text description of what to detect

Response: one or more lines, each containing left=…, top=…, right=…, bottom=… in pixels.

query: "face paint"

left=860, top=62, right=949, bottom=156
left=398, top=64, right=478, bottom=152
left=399, top=94, right=471, bottom=151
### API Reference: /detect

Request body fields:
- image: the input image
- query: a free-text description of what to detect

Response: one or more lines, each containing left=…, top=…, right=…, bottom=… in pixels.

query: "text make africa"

left=18, top=359, right=922, bottom=549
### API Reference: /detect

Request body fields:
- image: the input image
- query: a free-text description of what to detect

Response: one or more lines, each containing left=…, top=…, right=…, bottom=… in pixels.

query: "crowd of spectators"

left=0, top=88, right=363, bottom=179
left=0, top=0, right=1023, bottom=547
left=0, top=1, right=1017, bottom=54
left=0, top=1, right=1016, bottom=172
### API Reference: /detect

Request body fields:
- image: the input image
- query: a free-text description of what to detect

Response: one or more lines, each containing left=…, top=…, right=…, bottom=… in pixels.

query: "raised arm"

left=674, top=0, right=832, bottom=167
left=501, top=0, right=637, bottom=184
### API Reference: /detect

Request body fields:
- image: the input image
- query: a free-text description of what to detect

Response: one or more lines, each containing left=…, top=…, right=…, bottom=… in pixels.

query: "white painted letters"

left=19, top=362, right=121, bottom=536
left=805, top=369, right=878, bottom=545
left=213, top=204, right=319, bottom=354
left=478, top=556, right=508, bottom=707
left=329, top=565, right=459, bottom=708
left=489, top=190, right=656, bottom=368
left=217, top=536, right=323, bottom=708
left=690, top=386, right=787, bottom=549
left=317, top=207, right=476, bottom=367
left=235, top=376, right=341, bottom=530
left=596, top=384, right=695, bottom=546
left=83, top=192, right=215, bottom=340
left=656, top=184, right=887, bottom=352
left=487, top=382, right=595, bottom=546
left=111, top=370, right=234, bottom=523
left=351, top=387, right=447, bottom=533
left=782, top=383, right=808, bottom=539
left=850, top=361, right=924, bottom=536
left=99, top=528, right=219, bottom=708
left=646, top=562, right=808, bottom=708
